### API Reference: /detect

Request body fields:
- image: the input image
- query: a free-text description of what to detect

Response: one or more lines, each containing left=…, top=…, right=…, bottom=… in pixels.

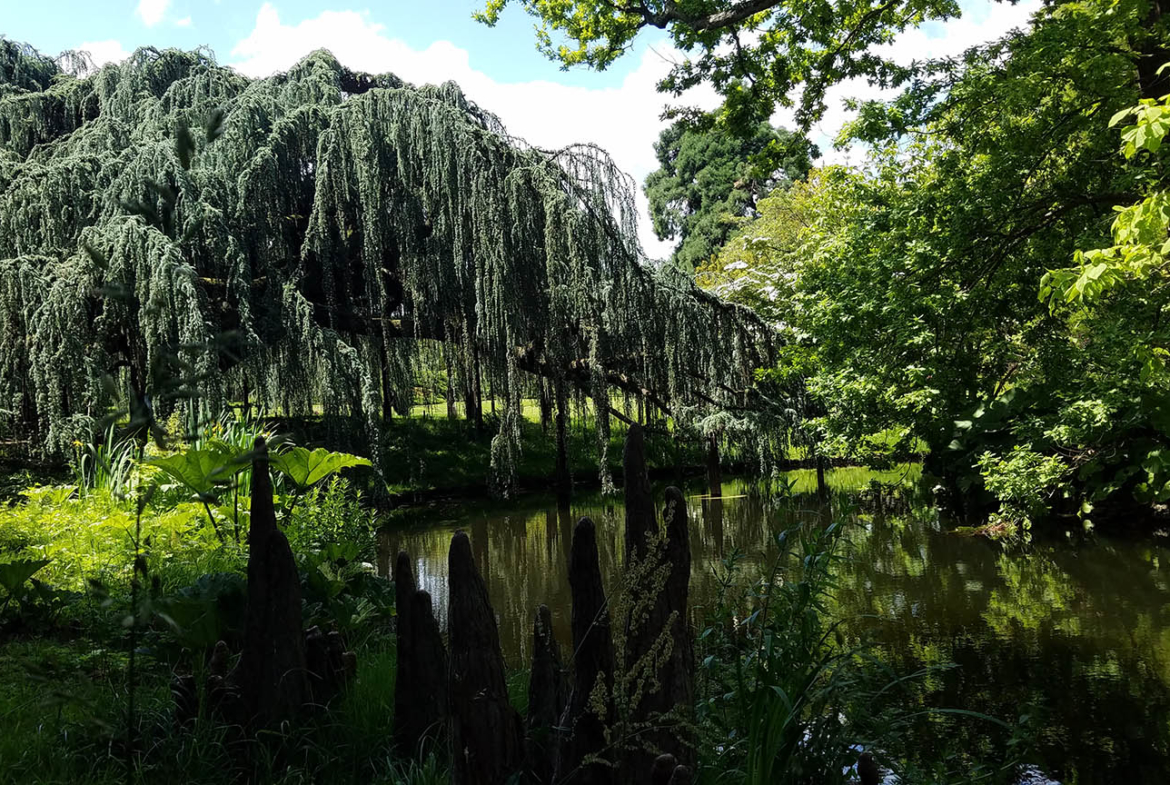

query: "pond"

left=379, top=466, right=1170, bottom=783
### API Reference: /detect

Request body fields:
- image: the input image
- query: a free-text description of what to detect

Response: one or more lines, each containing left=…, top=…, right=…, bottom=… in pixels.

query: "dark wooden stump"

left=304, top=625, right=355, bottom=708
left=393, top=551, right=417, bottom=752
left=555, top=516, right=615, bottom=785
left=623, top=424, right=656, bottom=566
left=171, top=673, right=197, bottom=728
left=619, top=428, right=695, bottom=779
left=858, top=751, right=880, bottom=785
left=394, top=551, right=447, bottom=757
left=230, top=437, right=307, bottom=728
left=526, top=604, right=567, bottom=784
left=656, top=486, right=695, bottom=767
left=650, top=754, right=677, bottom=785
left=407, top=589, right=449, bottom=754
left=448, top=530, right=524, bottom=785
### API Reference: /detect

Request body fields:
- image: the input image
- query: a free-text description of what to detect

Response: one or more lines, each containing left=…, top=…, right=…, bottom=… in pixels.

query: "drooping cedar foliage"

left=0, top=41, right=784, bottom=490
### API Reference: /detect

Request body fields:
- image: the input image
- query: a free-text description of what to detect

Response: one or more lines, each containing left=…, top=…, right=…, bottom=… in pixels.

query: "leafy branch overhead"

left=476, top=0, right=963, bottom=131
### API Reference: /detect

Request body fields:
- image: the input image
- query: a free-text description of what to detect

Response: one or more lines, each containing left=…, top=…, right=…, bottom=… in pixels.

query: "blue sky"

left=1, top=1, right=649, bottom=87
left=1, top=0, right=1038, bottom=258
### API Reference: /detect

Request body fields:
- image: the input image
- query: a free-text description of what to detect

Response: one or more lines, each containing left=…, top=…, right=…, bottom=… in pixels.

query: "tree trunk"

left=555, top=380, right=572, bottom=506
left=539, top=378, right=553, bottom=434
left=706, top=433, right=722, bottom=500
left=622, top=424, right=656, bottom=567
left=816, top=453, right=828, bottom=501
left=472, top=353, right=484, bottom=432
left=446, top=352, right=458, bottom=420
left=381, top=344, right=395, bottom=421
left=1137, top=0, right=1169, bottom=100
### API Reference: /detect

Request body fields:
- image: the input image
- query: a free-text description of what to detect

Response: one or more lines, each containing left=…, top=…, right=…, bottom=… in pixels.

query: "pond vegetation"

left=1, top=0, right=1169, bottom=781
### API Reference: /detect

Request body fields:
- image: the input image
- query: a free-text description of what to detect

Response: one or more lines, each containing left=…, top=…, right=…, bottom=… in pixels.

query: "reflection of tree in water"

left=381, top=470, right=1170, bottom=779
left=836, top=509, right=1170, bottom=783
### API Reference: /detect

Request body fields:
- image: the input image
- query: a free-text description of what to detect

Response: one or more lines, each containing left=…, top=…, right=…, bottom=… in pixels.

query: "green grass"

left=0, top=634, right=422, bottom=785
left=369, top=398, right=703, bottom=496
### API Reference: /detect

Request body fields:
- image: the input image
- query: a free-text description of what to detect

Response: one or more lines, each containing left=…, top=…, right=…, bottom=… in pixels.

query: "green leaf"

left=150, top=442, right=243, bottom=497
left=0, top=559, right=50, bottom=595
left=270, top=447, right=371, bottom=490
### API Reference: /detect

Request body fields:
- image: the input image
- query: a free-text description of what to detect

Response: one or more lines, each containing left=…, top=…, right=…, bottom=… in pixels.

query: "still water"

left=379, top=466, right=1170, bottom=783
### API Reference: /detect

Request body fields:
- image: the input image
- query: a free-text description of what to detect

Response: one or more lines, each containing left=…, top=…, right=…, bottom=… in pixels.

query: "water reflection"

left=379, top=467, right=1170, bottom=783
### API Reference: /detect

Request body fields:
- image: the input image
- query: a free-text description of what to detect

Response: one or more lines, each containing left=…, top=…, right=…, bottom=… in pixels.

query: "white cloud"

left=137, top=0, right=170, bottom=27
left=230, top=1, right=1039, bottom=259
left=76, top=39, right=130, bottom=68
left=175, top=16, right=193, bottom=28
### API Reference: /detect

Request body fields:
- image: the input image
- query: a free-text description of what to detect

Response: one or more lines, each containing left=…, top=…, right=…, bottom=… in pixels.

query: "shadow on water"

left=379, top=465, right=1170, bottom=783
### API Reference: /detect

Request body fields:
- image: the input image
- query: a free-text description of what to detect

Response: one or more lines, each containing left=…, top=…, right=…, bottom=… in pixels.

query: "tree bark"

left=555, top=517, right=614, bottom=785
left=526, top=604, right=567, bottom=784
left=231, top=437, right=307, bottom=728
left=448, top=531, right=524, bottom=785
left=555, top=380, right=572, bottom=506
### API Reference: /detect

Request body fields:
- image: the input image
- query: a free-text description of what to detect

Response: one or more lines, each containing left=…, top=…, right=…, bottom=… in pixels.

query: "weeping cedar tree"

left=0, top=41, right=796, bottom=493
left=645, top=117, right=816, bottom=271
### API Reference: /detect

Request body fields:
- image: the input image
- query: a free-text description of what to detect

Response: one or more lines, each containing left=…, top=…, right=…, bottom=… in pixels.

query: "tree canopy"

left=476, top=0, right=964, bottom=131
left=0, top=41, right=784, bottom=492
left=645, top=117, right=814, bottom=271
left=701, top=0, right=1170, bottom=528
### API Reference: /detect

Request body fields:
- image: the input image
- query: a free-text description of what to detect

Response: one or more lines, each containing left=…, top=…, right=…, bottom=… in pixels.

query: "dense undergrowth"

left=0, top=407, right=1026, bottom=784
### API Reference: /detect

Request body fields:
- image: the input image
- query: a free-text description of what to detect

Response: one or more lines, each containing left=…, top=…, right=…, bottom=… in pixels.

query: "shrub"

left=976, top=447, right=1068, bottom=535
left=285, top=476, right=379, bottom=559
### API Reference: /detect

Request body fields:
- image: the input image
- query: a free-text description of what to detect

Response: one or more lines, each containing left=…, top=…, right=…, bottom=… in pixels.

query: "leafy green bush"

left=285, top=476, right=379, bottom=559
left=976, top=447, right=1068, bottom=535
left=0, top=489, right=231, bottom=595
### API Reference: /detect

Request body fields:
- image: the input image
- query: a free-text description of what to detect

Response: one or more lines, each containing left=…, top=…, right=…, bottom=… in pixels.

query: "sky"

left=1, top=0, right=1040, bottom=259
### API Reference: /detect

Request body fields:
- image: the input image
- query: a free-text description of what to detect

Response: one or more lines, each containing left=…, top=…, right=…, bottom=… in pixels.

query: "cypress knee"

left=623, top=424, right=656, bottom=566
left=230, top=437, right=307, bottom=727
left=394, top=551, right=417, bottom=752
left=657, top=486, right=695, bottom=767
left=408, top=589, right=448, bottom=754
left=555, top=517, right=614, bottom=785
left=526, top=604, right=567, bottom=784
left=620, top=427, right=696, bottom=778
left=650, top=755, right=676, bottom=785
left=448, top=531, right=523, bottom=785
